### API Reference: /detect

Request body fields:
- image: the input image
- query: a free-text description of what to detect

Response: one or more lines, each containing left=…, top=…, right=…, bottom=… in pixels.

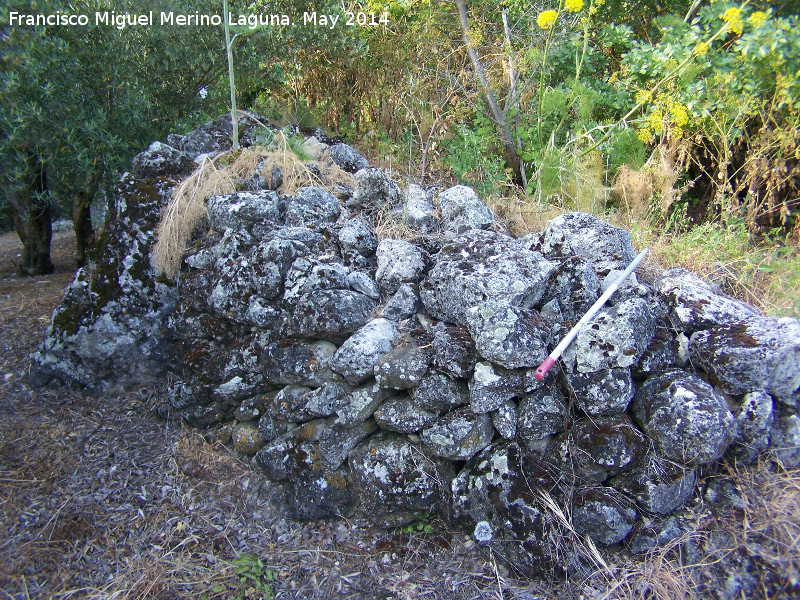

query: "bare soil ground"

left=0, top=231, right=551, bottom=599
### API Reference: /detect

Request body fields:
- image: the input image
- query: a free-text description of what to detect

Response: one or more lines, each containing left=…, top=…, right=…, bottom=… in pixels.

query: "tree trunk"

left=10, top=155, right=54, bottom=276
left=73, top=162, right=105, bottom=267
left=455, top=0, right=523, bottom=186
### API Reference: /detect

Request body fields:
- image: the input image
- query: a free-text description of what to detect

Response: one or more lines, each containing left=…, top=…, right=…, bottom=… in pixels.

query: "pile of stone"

left=33, top=117, right=800, bottom=578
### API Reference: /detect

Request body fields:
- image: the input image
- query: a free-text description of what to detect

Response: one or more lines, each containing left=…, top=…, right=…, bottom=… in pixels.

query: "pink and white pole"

left=534, top=248, right=649, bottom=381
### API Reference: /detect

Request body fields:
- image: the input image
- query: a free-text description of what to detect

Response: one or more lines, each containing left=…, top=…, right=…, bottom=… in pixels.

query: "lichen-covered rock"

left=375, top=239, right=426, bottom=295
left=537, top=256, right=601, bottom=322
left=374, top=343, right=429, bottom=389
left=347, top=271, right=380, bottom=299
left=465, top=302, right=551, bottom=370
left=420, top=229, right=554, bottom=327
left=351, top=168, right=401, bottom=210
left=338, top=218, right=377, bottom=260
left=420, top=407, right=494, bottom=460
left=232, top=421, right=265, bottom=454
left=206, top=190, right=283, bottom=232
left=289, top=289, right=375, bottom=343
left=336, top=383, right=391, bottom=427
left=270, top=384, right=314, bottom=423
left=436, top=185, right=493, bottom=234
left=303, top=382, right=353, bottom=418
left=329, top=318, right=397, bottom=385
left=572, top=297, right=656, bottom=373
left=689, top=316, right=800, bottom=406
left=730, top=391, right=773, bottom=463
left=564, top=368, right=634, bottom=417
left=452, top=441, right=566, bottom=577
left=34, top=175, right=178, bottom=389
left=632, top=323, right=677, bottom=377
left=572, top=489, right=637, bottom=546
left=492, top=400, right=517, bottom=439
left=255, top=428, right=321, bottom=481
left=469, top=362, right=525, bottom=414
left=430, top=322, right=478, bottom=379
left=517, top=385, right=569, bottom=442
left=131, top=141, right=194, bottom=179
left=609, top=456, right=696, bottom=515
left=628, top=516, right=686, bottom=554
left=285, top=466, right=355, bottom=521
left=381, top=284, right=419, bottom=321
left=374, top=396, right=438, bottom=433
left=656, top=266, right=759, bottom=332
left=328, top=142, right=369, bottom=173
left=550, top=417, right=646, bottom=485
left=536, top=212, right=637, bottom=277
left=318, top=418, right=377, bottom=470
left=349, top=432, right=442, bottom=527
left=400, top=184, right=438, bottom=232
left=409, top=372, right=469, bottom=413
left=770, top=404, right=800, bottom=467
left=631, top=369, right=736, bottom=466
left=284, top=186, right=341, bottom=228
left=260, top=340, right=336, bottom=386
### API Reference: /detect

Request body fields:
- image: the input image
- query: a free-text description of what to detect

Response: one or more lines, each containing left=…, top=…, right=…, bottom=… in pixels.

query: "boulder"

left=572, top=489, right=637, bottom=546
left=351, top=168, right=401, bottom=210
left=381, top=284, right=419, bottom=321
left=770, top=405, right=800, bottom=467
left=289, top=289, right=376, bottom=343
left=375, top=239, right=426, bottom=295
left=690, top=316, right=800, bottom=406
left=347, top=271, right=380, bottom=299
left=400, top=184, right=438, bottom=232
left=420, top=407, right=494, bottom=460
left=131, top=141, right=194, bottom=179
left=631, top=369, right=736, bottom=466
left=436, top=185, right=494, bottom=234
left=409, top=372, right=470, bottom=413
left=517, top=384, right=569, bottom=442
left=318, top=418, right=378, bottom=470
left=465, top=302, right=551, bottom=370
left=491, top=400, right=518, bottom=439
left=329, top=318, right=397, bottom=385
left=374, top=343, right=429, bottom=389
left=469, top=362, right=525, bottom=414
left=420, top=229, right=555, bottom=327
left=336, top=383, right=391, bottom=427
left=373, top=396, right=438, bottom=433
left=303, top=383, right=353, bottom=418
left=564, top=367, right=634, bottom=417
left=609, top=458, right=696, bottom=515
left=284, top=186, right=341, bottom=228
left=232, top=421, right=266, bottom=455
left=338, top=217, right=378, bottom=259
left=260, top=340, right=337, bottom=386
left=537, top=256, right=601, bottom=322
left=328, top=143, right=369, bottom=173
left=730, top=391, right=773, bottom=463
left=656, top=266, right=759, bottom=332
left=206, top=190, right=283, bottom=232
left=430, top=323, right=478, bottom=379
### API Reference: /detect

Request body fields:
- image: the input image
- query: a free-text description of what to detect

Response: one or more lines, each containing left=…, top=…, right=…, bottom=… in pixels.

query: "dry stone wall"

left=33, top=118, right=800, bottom=579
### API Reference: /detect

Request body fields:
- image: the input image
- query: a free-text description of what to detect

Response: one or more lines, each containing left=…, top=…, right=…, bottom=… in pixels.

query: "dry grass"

left=151, top=133, right=355, bottom=278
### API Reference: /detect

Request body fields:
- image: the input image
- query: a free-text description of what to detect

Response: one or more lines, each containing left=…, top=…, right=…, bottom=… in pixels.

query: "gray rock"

left=573, top=297, right=656, bottom=373
left=289, top=288, right=376, bottom=343
left=255, top=429, right=320, bottom=481
left=347, top=271, right=381, bottom=300
left=430, top=323, right=478, bottom=378
left=337, top=383, right=391, bottom=427
left=374, top=343, right=429, bottom=389
left=270, top=384, right=314, bottom=423
left=631, top=369, right=736, bottom=466
left=374, top=396, right=438, bottom=433
left=730, top=391, right=773, bottom=463
left=491, top=400, right=518, bottom=439
left=770, top=404, right=800, bottom=467
left=420, top=229, right=555, bottom=327
left=330, top=318, right=397, bottom=385
left=436, top=185, right=493, bottom=234
left=260, top=340, right=337, bottom=386
left=285, top=466, right=355, bottom=521
left=537, top=256, right=601, bottom=322
left=537, top=212, right=637, bottom=277
left=609, top=456, right=696, bottom=515
left=517, top=385, right=569, bottom=442
left=375, top=239, right=426, bottom=295
left=381, top=284, right=419, bottom=321
left=409, top=372, right=470, bottom=413
left=318, top=418, right=378, bottom=470
left=469, top=362, right=524, bottom=414
left=451, top=441, right=564, bottom=577
left=349, top=432, right=441, bottom=527
left=656, top=266, right=759, bottom=332
left=231, top=421, right=266, bottom=454
left=328, top=143, right=369, bottom=173
left=401, top=184, right=438, bottom=232
left=629, top=516, right=686, bottom=554
left=131, top=141, right=193, bottom=179
left=465, top=302, right=551, bottom=370
left=572, top=489, right=637, bottom=546
left=338, top=218, right=377, bottom=258
left=564, top=367, right=634, bottom=417
left=550, top=416, right=646, bottom=485
left=632, top=323, right=677, bottom=377
left=351, top=168, right=401, bottom=210
left=421, top=407, right=494, bottom=460
left=284, top=186, right=341, bottom=228
left=690, top=316, right=800, bottom=406
left=303, top=383, right=353, bottom=417
left=207, top=190, right=283, bottom=231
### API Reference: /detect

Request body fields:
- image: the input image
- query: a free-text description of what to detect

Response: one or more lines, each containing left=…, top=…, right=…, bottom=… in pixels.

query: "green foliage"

left=440, top=116, right=506, bottom=198
left=397, top=513, right=435, bottom=536
left=231, top=554, right=274, bottom=600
